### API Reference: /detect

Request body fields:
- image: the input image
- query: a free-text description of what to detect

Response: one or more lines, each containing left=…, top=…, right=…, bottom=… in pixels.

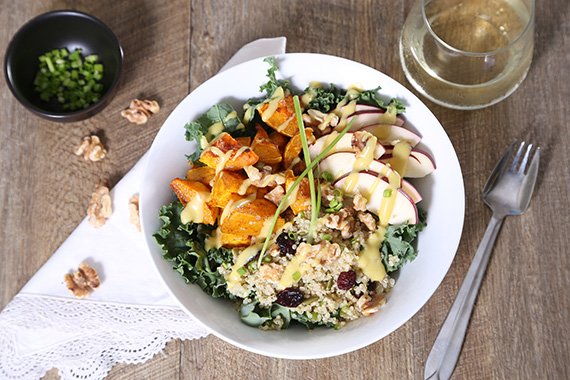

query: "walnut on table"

left=64, top=263, right=101, bottom=298
left=121, top=99, right=160, bottom=125
left=74, top=135, right=107, bottom=162
left=129, top=194, right=141, bottom=231
left=87, top=185, right=113, bottom=228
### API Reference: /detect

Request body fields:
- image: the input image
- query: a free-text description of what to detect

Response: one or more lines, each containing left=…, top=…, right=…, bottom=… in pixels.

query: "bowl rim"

left=3, top=9, right=124, bottom=121
left=140, top=52, right=466, bottom=359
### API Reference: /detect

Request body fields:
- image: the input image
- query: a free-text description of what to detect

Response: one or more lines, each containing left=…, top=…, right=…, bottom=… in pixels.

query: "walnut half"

left=129, top=194, right=141, bottom=231
left=74, top=135, right=107, bottom=162
left=87, top=185, right=113, bottom=227
left=64, top=263, right=101, bottom=298
left=121, top=99, right=160, bottom=125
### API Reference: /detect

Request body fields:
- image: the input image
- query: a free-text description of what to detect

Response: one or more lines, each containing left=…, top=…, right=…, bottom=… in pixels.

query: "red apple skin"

left=382, top=147, right=436, bottom=178
left=356, top=124, right=422, bottom=147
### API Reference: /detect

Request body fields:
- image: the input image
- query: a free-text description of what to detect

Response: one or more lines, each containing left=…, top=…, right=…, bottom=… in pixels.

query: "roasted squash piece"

left=186, top=166, right=215, bottom=186
left=220, top=199, right=284, bottom=236
left=169, top=178, right=218, bottom=225
left=251, top=125, right=282, bottom=165
left=257, top=95, right=299, bottom=137
left=235, top=136, right=252, bottom=146
left=269, top=131, right=288, bottom=156
left=210, top=170, right=254, bottom=208
left=256, top=187, right=271, bottom=199
left=283, top=128, right=315, bottom=169
left=285, top=176, right=312, bottom=215
left=201, top=203, right=219, bottom=225
left=170, top=178, right=209, bottom=206
left=221, top=232, right=251, bottom=248
left=199, top=132, right=259, bottom=170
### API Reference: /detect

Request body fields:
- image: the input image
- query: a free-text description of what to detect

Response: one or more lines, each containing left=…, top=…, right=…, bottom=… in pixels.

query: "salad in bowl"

left=140, top=53, right=465, bottom=359
left=153, top=58, right=436, bottom=330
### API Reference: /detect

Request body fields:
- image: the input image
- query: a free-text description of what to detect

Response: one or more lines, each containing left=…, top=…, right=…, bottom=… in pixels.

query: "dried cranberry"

left=276, top=287, right=304, bottom=307
left=337, top=270, right=356, bottom=290
left=276, top=232, right=297, bottom=256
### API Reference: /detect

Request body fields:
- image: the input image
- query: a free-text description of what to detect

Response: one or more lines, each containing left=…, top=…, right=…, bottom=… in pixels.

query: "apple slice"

left=346, top=105, right=405, bottom=129
left=319, top=152, right=422, bottom=203
left=309, top=132, right=385, bottom=160
left=382, top=147, right=436, bottom=178
left=334, top=171, right=418, bottom=225
left=357, top=124, right=421, bottom=147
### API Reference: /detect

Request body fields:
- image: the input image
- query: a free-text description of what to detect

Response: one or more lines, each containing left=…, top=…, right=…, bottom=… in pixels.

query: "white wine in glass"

left=400, top=0, right=534, bottom=110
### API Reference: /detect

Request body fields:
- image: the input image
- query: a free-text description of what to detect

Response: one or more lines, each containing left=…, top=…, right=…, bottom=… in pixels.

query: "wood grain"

left=0, top=0, right=569, bottom=379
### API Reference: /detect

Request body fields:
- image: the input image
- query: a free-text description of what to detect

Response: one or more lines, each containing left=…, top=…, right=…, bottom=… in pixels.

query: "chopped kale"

left=153, top=201, right=234, bottom=298
left=380, top=208, right=427, bottom=272
left=306, top=83, right=346, bottom=113
left=184, top=103, right=243, bottom=161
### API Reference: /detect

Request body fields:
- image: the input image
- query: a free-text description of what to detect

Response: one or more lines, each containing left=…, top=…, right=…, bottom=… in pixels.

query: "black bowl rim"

left=3, top=9, right=124, bottom=122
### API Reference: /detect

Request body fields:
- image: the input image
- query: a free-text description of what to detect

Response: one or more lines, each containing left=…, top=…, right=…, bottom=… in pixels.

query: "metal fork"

left=424, top=142, right=540, bottom=380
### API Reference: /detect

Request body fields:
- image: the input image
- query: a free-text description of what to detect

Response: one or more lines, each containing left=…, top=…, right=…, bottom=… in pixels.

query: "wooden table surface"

left=1, top=1, right=569, bottom=379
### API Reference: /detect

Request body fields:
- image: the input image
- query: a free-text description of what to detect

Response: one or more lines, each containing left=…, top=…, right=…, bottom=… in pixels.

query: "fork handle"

left=424, top=214, right=504, bottom=380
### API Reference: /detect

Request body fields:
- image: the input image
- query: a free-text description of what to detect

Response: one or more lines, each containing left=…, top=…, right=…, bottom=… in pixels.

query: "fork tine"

left=482, top=142, right=517, bottom=195
left=510, top=142, right=525, bottom=172
left=518, top=143, right=533, bottom=174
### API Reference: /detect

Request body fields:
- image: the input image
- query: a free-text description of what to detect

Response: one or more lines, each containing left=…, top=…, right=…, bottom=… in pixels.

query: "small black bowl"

left=4, top=10, right=123, bottom=122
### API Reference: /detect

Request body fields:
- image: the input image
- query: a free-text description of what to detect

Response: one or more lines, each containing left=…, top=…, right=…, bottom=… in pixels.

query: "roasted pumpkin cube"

left=256, top=186, right=271, bottom=199
left=200, top=203, right=219, bottom=225
left=251, top=125, right=282, bottom=165
left=199, top=132, right=259, bottom=170
left=221, top=232, right=251, bottom=248
left=283, top=128, right=315, bottom=169
left=186, top=166, right=215, bottom=186
left=170, top=178, right=209, bottom=206
left=269, top=131, right=288, bottom=156
left=235, top=136, right=252, bottom=146
left=169, top=178, right=218, bottom=225
left=285, top=176, right=312, bottom=215
left=220, top=199, right=284, bottom=236
left=257, top=95, right=299, bottom=137
left=210, top=170, right=254, bottom=208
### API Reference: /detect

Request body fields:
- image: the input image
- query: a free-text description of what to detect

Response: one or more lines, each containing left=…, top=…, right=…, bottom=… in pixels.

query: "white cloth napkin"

left=0, top=37, right=287, bottom=380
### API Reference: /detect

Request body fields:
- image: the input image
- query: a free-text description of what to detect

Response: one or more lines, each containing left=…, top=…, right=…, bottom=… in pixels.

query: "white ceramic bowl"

left=140, top=53, right=464, bottom=359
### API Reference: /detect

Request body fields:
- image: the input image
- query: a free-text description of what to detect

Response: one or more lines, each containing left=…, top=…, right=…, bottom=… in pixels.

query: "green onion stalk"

left=293, top=95, right=318, bottom=243
left=256, top=116, right=354, bottom=266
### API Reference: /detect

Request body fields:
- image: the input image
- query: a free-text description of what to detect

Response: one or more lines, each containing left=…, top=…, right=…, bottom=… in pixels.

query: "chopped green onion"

left=247, top=261, right=257, bottom=271
left=322, top=234, right=332, bottom=241
left=237, top=267, right=247, bottom=276
left=33, top=48, right=104, bottom=111
left=262, top=255, right=272, bottom=263
left=383, top=189, right=393, bottom=198
left=292, top=271, right=301, bottom=282
left=321, top=171, right=334, bottom=182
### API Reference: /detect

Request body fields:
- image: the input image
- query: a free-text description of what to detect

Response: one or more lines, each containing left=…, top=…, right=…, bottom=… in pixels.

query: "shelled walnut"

left=64, top=263, right=101, bottom=298
left=129, top=193, right=141, bottom=231
left=121, top=99, right=160, bottom=125
left=74, top=135, right=107, bottom=162
left=87, top=185, right=112, bottom=227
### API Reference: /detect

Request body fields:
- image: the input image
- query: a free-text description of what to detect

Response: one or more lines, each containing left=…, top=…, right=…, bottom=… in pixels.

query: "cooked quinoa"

left=219, top=185, right=395, bottom=329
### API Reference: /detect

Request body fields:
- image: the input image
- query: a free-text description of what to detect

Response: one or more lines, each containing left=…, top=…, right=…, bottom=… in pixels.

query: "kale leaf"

left=244, top=57, right=291, bottom=121
left=306, top=83, right=346, bottom=113
left=380, top=208, right=427, bottom=272
left=258, top=56, right=290, bottom=96
left=184, top=103, right=243, bottom=161
left=357, top=87, right=406, bottom=114
left=153, top=201, right=233, bottom=298
left=240, top=301, right=291, bottom=328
